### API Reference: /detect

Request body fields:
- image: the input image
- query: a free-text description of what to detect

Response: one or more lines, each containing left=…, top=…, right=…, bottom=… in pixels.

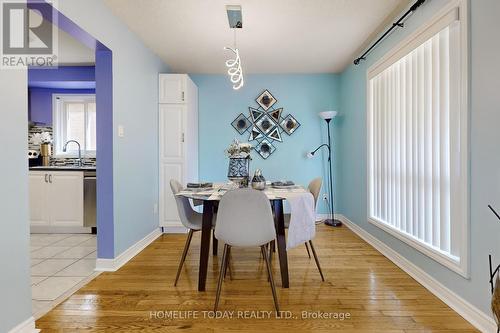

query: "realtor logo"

left=1, top=0, right=58, bottom=69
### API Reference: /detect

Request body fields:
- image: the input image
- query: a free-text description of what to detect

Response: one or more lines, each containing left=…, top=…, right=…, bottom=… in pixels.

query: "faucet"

left=63, top=140, right=82, bottom=167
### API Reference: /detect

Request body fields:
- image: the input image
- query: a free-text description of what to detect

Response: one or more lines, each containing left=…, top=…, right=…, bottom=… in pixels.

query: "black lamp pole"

left=309, top=118, right=342, bottom=227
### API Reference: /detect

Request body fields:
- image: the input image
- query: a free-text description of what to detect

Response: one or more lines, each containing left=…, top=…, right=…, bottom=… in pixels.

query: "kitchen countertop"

left=30, top=166, right=96, bottom=172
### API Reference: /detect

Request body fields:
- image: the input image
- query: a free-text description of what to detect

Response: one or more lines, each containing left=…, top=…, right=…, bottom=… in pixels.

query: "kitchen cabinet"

left=29, top=171, right=84, bottom=227
left=158, top=74, right=198, bottom=229
left=159, top=74, right=187, bottom=104
left=29, top=172, right=49, bottom=226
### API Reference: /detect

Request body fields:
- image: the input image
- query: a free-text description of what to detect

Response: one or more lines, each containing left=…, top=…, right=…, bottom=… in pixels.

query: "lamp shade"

left=319, top=111, right=338, bottom=120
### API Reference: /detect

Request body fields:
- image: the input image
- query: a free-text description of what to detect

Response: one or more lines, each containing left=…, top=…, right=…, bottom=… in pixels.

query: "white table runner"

left=272, top=191, right=316, bottom=250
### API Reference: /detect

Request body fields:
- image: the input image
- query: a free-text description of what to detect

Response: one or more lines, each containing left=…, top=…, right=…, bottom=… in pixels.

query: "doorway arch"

left=31, top=1, right=114, bottom=258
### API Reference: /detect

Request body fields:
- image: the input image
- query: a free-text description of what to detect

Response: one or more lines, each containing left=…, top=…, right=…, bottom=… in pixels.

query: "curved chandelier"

left=224, top=5, right=244, bottom=90
left=224, top=46, right=244, bottom=90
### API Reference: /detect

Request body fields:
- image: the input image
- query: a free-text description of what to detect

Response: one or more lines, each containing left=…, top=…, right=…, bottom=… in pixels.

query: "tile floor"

left=30, top=233, right=97, bottom=317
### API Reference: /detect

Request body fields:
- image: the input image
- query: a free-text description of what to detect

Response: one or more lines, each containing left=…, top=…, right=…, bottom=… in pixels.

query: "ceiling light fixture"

left=225, top=5, right=244, bottom=90
left=224, top=46, right=243, bottom=90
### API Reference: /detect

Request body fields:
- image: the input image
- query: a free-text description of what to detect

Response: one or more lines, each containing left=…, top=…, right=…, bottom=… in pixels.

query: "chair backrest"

left=215, top=188, right=276, bottom=247
left=169, top=179, right=197, bottom=229
left=308, top=177, right=323, bottom=207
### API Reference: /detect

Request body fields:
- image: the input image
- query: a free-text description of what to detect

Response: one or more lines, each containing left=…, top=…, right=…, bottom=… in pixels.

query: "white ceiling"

left=104, top=0, right=408, bottom=74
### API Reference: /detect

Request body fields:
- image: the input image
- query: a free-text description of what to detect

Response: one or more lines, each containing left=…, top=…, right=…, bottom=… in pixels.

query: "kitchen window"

left=367, top=2, right=468, bottom=276
left=53, top=94, right=96, bottom=157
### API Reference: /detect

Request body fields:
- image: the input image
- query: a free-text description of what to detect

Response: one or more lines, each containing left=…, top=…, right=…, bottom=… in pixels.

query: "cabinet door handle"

left=45, top=174, right=48, bottom=183
left=181, top=91, right=185, bottom=101
left=181, top=133, right=185, bottom=143
left=49, top=174, right=53, bottom=183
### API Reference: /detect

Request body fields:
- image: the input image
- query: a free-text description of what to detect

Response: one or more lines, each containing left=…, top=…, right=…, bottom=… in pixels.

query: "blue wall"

left=191, top=74, right=341, bottom=214
left=338, top=0, right=500, bottom=319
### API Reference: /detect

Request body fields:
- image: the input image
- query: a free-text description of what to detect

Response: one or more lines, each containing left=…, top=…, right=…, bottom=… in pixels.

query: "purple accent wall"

left=30, top=0, right=115, bottom=258
left=95, top=50, right=114, bottom=259
left=28, top=66, right=95, bottom=86
left=29, top=88, right=95, bottom=125
left=29, top=81, right=96, bottom=89
left=28, top=66, right=96, bottom=124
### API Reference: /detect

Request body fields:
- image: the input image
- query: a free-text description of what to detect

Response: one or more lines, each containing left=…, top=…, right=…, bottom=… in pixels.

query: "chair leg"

left=261, top=245, right=280, bottom=316
left=308, top=240, right=325, bottom=281
left=174, top=229, right=194, bottom=286
left=224, top=246, right=233, bottom=280
left=266, top=243, right=272, bottom=282
left=305, top=242, right=311, bottom=259
left=228, top=249, right=233, bottom=280
left=214, top=244, right=230, bottom=312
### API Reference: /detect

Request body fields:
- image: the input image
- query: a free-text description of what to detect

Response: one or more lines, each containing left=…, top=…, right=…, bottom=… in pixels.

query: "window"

left=367, top=3, right=468, bottom=276
left=53, top=94, right=96, bottom=157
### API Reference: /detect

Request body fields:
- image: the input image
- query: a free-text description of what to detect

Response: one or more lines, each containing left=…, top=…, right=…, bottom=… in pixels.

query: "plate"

left=271, top=185, right=300, bottom=189
left=187, top=182, right=213, bottom=188
left=271, top=181, right=295, bottom=189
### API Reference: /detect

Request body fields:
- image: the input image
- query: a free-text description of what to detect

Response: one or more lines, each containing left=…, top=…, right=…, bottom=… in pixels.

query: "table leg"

left=273, top=199, right=289, bottom=288
left=212, top=229, right=218, bottom=256
left=198, top=201, right=213, bottom=291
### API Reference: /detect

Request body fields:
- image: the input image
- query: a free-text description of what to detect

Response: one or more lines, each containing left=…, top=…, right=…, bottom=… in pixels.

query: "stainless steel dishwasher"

left=84, top=170, right=96, bottom=229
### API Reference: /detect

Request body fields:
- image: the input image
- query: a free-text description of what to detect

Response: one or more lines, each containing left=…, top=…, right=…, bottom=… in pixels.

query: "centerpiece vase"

left=227, top=156, right=250, bottom=188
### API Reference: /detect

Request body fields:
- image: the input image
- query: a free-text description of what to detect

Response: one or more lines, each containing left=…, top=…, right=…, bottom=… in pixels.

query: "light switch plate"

left=118, top=125, right=124, bottom=137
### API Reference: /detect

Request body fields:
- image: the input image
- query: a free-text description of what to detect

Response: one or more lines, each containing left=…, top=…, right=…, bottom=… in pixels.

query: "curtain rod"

left=353, top=0, right=427, bottom=65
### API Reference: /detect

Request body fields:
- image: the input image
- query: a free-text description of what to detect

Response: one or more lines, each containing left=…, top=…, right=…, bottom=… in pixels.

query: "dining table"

left=176, top=183, right=309, bottom=292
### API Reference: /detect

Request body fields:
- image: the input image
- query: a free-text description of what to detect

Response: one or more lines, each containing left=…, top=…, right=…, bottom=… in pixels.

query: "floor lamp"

left=307, top=111, right=342, bottom=227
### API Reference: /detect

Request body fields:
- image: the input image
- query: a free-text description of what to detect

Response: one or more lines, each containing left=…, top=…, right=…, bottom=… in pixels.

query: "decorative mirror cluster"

left=231, top=113, right=251, bottom=134
left=231, top=90, right=301, bottom=159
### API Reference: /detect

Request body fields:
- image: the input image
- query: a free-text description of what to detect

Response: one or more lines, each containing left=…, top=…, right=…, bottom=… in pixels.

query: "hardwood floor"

left=36, top=225, right=478, bottom=332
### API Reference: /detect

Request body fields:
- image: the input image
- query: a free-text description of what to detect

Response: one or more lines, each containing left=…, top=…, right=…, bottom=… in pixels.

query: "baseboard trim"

left=161, top=225, right=188, bottom=234
left=31, top=226, right=92, bottom=234
left=95, top=228, right=162, bottom=272
left=8, top=316, right=39, bottom=333
left=336, top=214, right=497, bottom=333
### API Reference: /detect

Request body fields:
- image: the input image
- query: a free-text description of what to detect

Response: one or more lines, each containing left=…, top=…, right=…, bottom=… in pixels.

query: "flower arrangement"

left=225, top=139, right=252, bottom=158
left=30, top=132, right=53, bottom=145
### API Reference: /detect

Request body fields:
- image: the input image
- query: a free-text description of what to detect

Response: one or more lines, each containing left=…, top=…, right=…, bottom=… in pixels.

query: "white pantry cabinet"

left=159, top=74, right=186, bottom=104
left=29, top=171, right=84, bottom=227
left=159, top=74, right=198, bottom=229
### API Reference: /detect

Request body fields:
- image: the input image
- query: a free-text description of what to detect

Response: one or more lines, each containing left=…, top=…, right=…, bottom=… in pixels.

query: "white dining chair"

left=214, top=188, right=280, bottom=314
left=170, top=179, right=203, bottom=286
left=282, top=177, right=325, bottom=281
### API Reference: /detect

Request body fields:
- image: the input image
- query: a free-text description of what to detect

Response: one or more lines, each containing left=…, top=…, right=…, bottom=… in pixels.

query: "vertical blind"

left=368, top=9, right=466, bottom=267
